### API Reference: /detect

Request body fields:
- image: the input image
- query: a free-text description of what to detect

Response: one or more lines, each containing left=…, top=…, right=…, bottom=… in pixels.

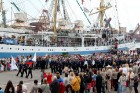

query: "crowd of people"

left=0, top=51, right=140, bottom=93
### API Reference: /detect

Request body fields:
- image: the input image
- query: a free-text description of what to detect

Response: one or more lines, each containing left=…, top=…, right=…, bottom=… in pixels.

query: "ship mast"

left=90, top=0, right=111, bottom=27
left=0, top=0, right=7, bottom=28
left=53, top=0, right=58, bottom=35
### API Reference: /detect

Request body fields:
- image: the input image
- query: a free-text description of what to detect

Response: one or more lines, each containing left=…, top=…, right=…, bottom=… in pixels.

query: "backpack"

left=71, top=77, right=80, bottom=91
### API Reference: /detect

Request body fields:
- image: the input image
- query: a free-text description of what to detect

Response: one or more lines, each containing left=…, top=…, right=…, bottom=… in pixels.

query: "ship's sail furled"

left=74, top=20, right=84, bottom=31
left=57, top=19, right=69, bottom=30
left=11, top=13, right=28, bottom=28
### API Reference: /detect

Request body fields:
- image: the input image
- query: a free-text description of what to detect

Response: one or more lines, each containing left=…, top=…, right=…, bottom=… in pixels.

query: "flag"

left=26, top=61, right=33, bottom=66
left=32, top=53, right=36, bottom=62
left=11, top=56, right=18, bottom=70
left=82, top=0, right=84, bottom=4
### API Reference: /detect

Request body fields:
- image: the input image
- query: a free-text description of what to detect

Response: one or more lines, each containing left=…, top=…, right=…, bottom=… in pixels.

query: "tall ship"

left=0, top=0, right=136, bottom=58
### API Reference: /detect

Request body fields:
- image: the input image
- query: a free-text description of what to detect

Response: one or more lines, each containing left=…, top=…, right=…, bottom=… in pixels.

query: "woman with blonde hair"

left=68, top=72, right=75, bottom=85
left=46, top=71, right=52, bottom=84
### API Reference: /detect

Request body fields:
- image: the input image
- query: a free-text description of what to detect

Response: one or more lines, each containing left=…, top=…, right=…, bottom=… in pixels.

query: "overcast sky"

left=3, top=0, right=140, bottom=31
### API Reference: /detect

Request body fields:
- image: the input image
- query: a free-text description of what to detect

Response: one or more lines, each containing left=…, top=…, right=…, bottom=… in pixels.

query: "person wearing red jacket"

left=59, top=81, right=65, bottom=93
left=46, top=71, right=52, bottom=84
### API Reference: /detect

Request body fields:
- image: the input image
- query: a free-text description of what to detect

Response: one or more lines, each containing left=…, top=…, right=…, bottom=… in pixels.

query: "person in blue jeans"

left=118, top=73, right=127, bottom=93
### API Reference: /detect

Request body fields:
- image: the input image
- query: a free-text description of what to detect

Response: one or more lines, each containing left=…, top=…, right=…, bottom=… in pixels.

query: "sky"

left=3, top=0, right=140, bottom=31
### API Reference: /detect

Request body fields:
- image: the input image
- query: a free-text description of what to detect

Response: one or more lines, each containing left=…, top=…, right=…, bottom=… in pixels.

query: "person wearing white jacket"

left=118, top=73, right=127, bottom=93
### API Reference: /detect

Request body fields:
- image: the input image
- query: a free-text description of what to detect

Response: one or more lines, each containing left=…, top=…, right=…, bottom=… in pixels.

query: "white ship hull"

left=0, top=42, right=134, bottom=58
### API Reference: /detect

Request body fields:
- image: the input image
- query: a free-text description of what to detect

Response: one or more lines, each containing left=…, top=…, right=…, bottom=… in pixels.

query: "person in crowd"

left=79, top=73, right=85, bottom=93
left=63, top=66, right=69, bottom=76
left=15, top=80, right=27, bottom=93
left=30, top=80, right=38, bottom=93
left=39, top=78, right=50, bottom=93
left=37, top=88, right=42, bottom=93
left=16, top=84, right=22, bottom=93
left=4, top=80, right=15, bottom=93
left=128, top=68, right=135, bottom=93
left=133, top=63, right=139, bottom=74
left=71, top=72, right=81, bottom=93
left=50, top=76, right=60, bottom=93
left=92, top=71, right=97, bottom=93
left=112, top=68, right=119, bottom=91
left=134, top=73, right=139, bottom=93
left=100, top=68, right=106, bottom=93
left=63, top=73, right=69, bottom=87
left=16, top=62, right=23, bottom=77
left=68, top=72, right=75, bottom=85
left=118, top=73, right=127, bottom=93
left=106, top=65, right=112, bottom=92
left=65, top=84, right=72, bottom=93
left=41, top=70, right=47, bottom=84
left=46, top=71, right=52, bottom=84
left=27, top=64, right=33, bottom=79
left=21, top=63, right=28, bottom=78
left=96, top=71, right=102, bottom=93
left=40, top=58, right=46, bottom=72
left=56, top=72, right=64, bottom=83
left=0, top=87, right=4, bottom=93
left=59, top=79, right=65, bottom=93
left=85, top=72, right=92, bottom=93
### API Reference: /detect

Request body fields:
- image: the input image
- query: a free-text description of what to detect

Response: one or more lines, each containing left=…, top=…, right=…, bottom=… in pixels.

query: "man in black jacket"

left=21, top=63, right=28, bottom=78
left=27, top=64, right=33, bottom=78
left=96, top=71, right=102, bottom=93
left=50, top=76, right=60, bottom=93
left=16, top=63, right=23, bottom=77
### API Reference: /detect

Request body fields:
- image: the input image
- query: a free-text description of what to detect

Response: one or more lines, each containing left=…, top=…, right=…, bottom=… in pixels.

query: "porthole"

left=1, top=47, right=3, bottom=49
left=23, top=49, right=24, bottom=51
left=18, top=48, right=19, bottom=50
left=10, top=48, right=12, bottom=50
